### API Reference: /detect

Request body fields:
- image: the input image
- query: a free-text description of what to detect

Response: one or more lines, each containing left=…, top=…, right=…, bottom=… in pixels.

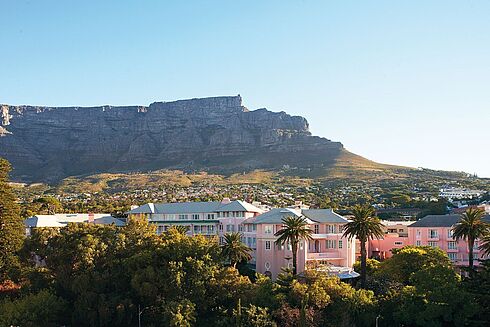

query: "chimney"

left=88, top=212, right=94, bottom=223
left=221, top=197, right=231, bottom=204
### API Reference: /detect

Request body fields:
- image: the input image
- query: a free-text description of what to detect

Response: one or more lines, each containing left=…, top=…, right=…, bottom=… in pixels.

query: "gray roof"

left=410, top=214, right=490, bottom=228
left=302, top=209, right=348, bottom=223
left=127, top=200, right=262, bottom=215
left=251, top=208, right=302, bottom=224
left=249, top=208, right=348, bottom=225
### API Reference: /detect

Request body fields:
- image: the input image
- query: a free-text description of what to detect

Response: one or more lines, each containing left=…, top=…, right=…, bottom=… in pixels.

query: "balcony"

left=307, top=252, right=344, bottom=260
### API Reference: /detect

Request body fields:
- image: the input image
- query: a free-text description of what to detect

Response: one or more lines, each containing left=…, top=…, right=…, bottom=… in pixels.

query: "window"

left=394, top=241, right=403, bottom=246
left=327, top=225, right=336, bottom=234
left=193, top=225, right=201, bottom=233
left=218, top=224, right=223, bottom=231
left=265, top=241, right=271, bottom=250
left=264, top=225, right=273, bottom=234
left=252, top=225, right=257, bottom=232
left=179, top=214, right=188, bottom=220
left=448, top=252, right=457, bottom=261
left=448, top=241, right=457, bottom=250
left=416, top=240, right=421, bottom=246
left=192, top=214, right=200, bottom=220
left=247, top=237, right=251, bottom=247
left=265, top=262, right=271, bottom=270
left=208, top=225, right=215, bottom=233
left=326, top=239, right=336, bottom=249
left=247, top=224, right=252, bottom=232
left=428, top=241, right=438, bottom=248
left=338, top=240, right=343, bottom=249
left=474, top=241, right=479, bottom=250
left=429, top=230, right=438, bottom=239
left=388, top=228, right=397, bottom=233
left=314, top=224, right=319, bottom=234
left=287, top=241, right=292, bottom=251
left=226, top=224, right=235, bottom=232
left=416, top=229, right=421, bottom=239
left=207, top=214, right=215, bottom=220
left=398, top=229, right=404, bottom=233
left=238, top=225, right=243, bottom=232
left=252, top=237, right=256, bottom=248
left=447, top=229, right=454, bottom=238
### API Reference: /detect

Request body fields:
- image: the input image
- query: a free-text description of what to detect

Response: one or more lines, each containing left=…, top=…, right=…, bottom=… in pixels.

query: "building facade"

left=244, top=208, right=357, bottom=279
left=126, top=199, right=264, bottom=241
left=408, top=214, right=490, bottom=266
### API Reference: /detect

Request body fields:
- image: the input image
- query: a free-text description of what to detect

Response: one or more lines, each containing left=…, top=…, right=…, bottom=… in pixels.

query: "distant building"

left=408, top=214, right=490, bottom=266
left=439, top=188, right=483, bottom=199
left=24, top=213, right=125, bottom=236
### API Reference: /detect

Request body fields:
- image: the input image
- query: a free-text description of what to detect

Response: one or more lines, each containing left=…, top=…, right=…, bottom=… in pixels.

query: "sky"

left=1, top=0, right=489, bottom=177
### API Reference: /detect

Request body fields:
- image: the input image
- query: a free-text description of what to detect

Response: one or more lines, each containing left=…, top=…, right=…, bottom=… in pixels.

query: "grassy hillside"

left=50, top=149, right=489, bottom=194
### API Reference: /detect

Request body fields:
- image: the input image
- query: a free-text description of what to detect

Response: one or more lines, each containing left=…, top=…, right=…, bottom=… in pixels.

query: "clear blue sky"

left=1, top=1, right=489, bottom=177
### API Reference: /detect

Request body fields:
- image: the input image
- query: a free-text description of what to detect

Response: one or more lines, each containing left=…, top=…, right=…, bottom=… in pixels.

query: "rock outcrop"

left=0, top=96, right=343, bottom=182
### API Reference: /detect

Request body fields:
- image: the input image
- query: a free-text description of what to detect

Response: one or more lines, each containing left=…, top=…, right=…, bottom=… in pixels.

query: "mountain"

left=0, top=95, right=361, bottom=182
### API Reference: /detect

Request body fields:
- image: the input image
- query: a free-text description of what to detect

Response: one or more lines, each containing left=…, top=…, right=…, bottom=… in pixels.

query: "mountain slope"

left=1, top=95, right=345, bottom=182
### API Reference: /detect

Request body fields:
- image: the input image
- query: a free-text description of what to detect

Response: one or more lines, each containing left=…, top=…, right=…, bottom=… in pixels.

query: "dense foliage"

left=0, top=158, right=25, bottom=281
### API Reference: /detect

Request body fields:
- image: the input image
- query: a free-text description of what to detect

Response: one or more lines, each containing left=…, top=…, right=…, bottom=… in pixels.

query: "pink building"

left=244, top=208, right=357, bottom=279
left=408, top=214, right=490, bottom=266
left=369, top=220, right=413, bottom=259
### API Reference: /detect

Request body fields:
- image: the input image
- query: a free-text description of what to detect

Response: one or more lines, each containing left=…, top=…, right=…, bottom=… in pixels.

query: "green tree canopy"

left=0, top=158, right=24, bottom=280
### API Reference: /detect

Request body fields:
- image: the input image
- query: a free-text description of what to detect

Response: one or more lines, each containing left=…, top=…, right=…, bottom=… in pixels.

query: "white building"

left=24, top=213, right=125, bottom=236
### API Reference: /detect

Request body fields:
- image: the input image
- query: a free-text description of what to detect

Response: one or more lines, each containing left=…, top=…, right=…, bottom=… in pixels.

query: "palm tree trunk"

left=292, top=241, right=298, bottom=275
left=468, top=238, right=474, bottom=273
left=360, top=240, right=367, bottom=288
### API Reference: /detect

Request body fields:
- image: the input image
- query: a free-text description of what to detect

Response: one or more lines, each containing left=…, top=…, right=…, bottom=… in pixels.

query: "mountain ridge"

left=1, top=95, right=351, bottom=182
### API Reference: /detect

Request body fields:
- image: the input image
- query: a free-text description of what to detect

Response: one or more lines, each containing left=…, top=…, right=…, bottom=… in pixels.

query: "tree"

left=0, top=290, right=67, bottom=327
left=34, top=196, right=62, bottom=214
left=0, top=158, right=24, bottom=280
left=173, top=225, right=190, bottom=235
left=452, top=207, right=488, bottom=272
left=378, top=246, right=452, bottom=285
left=479, top=233, right=490, bottom=257
left=342, top=205, right=384, bottom=288
left=221, top=232, right=252, bottom=268
left=274, top=216, right=313, bottom=275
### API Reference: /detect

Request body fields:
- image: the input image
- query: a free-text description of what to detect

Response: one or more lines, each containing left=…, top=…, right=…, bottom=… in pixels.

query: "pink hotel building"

left=128, top=200, right=357, bottom=279
left=370, top=214, right=490, bottom=266
left=128, top=200, right=490, bottom=278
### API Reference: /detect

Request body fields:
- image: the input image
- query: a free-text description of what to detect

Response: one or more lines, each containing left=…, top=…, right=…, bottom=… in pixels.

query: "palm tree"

left=452, top=207, right=488, bottom=272
left=221, top=232, right=252, bottom=268
left=342, top=204, right=384, bottom=288
left=479, top=233, right=490, bottom=257
left=275, top=216, right=313, bottom=275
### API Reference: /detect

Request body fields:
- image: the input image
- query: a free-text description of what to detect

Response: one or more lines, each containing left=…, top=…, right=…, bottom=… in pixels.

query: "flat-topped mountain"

left=1, top=95, right=347, bottom=182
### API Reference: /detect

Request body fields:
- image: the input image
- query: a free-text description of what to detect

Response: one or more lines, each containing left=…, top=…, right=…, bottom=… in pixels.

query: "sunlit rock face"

left=0, top=95, right=342, bottom=182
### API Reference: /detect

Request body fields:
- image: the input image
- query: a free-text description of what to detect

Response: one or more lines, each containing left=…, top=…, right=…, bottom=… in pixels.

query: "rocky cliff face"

left=0, top=96, right=343, bottom=182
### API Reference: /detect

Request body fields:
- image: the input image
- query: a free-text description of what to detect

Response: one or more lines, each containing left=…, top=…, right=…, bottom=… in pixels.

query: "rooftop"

left=127, top=200, right=263, bottom=215
left=25, top=213, right=125, bottom=228
left=409, top=214, right=490, bottom=228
